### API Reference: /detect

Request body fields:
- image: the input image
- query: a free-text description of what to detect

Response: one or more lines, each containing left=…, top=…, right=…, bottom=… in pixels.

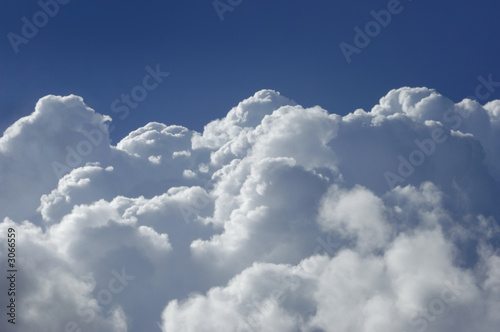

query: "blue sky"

left=2, top=2, right=500, bottom=331
left=2, top=0, right=499, bottom=142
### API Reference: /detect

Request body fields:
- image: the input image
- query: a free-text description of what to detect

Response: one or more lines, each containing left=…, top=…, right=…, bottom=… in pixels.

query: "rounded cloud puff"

left=0, top=88, right=499, bottom=332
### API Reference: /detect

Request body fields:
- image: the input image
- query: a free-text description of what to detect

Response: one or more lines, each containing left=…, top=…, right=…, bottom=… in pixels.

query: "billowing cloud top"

left=1, top=88, right=499, bottom=332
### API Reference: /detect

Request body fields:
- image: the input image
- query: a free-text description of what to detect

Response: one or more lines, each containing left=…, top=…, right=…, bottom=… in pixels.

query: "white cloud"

left=0, top=88, right=499, bottom=331
left=317, top=185, right=390, bottom=253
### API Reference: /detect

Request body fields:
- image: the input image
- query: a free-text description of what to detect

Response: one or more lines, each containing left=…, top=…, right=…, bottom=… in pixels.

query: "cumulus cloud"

left=0, top=88, right=499, bottom=332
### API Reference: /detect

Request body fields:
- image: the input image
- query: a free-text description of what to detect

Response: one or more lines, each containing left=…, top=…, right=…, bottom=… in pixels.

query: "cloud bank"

left=1, top=88, right=499, bottom=332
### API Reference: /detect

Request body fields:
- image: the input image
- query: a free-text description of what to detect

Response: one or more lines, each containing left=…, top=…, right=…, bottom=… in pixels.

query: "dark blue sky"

left=1, top=0, right=499, bottom=143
